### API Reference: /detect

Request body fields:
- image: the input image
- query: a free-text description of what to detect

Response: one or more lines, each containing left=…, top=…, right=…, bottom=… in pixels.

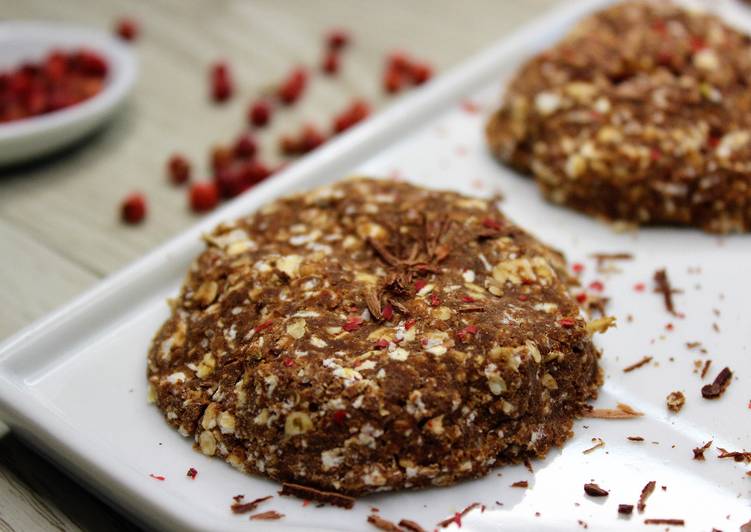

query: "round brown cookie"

left=486, top=1, right=751, bottom=233
left=147, top=178, right=607, bottom=496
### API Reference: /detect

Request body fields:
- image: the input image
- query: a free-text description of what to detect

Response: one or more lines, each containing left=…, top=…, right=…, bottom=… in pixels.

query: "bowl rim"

left=0, top=20, right=138, bottom=142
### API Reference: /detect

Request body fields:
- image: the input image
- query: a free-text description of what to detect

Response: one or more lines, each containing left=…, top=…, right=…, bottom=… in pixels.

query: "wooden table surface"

left=0, top=0, right=559, bottom=529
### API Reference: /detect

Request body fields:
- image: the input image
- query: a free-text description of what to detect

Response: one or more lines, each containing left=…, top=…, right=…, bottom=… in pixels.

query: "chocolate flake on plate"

left=279, top=482, right=355, bottom=509
left=644, top=518, right=685, bottom=526
left=638, top=480, right=656, bottom=512
left=367, top=514, right=402, bottom=531
left=693, top=440, right=712, bottom=460
left=231, top=495, right=273, bottom=514
left=511, top=481, right=529, bottom=488
left=716, top=448, right=751, bottom=463
left=653, top=269, right=680, bottom=315
left=398, top=518, right=426, bottom=532
left=583, top=438, right=605, bottom=454
left=700, top=360, right=712, bottom=379
left=666, top=391, right=685, bottom=413
left=701, top=367, right=733, bottom=399
left=623, top=356, right=653, bottom=373
left=584, top=483, right=609, bottom=497
left=618, top=504, right=634, bottom=515
left=627, top=436, right=645, bottom=442
left=586, top=403, right=644, bottom=419
left=249, top=510, right=284, bottom=521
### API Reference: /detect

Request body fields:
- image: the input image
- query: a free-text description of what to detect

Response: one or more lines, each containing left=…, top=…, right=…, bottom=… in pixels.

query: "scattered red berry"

left=383, top=68, right=403, bottom=93
left=121, top=192, right=146, bottom=224
left=558, top=317, right=576, bottom=328
left=189, top=182, right=219, bottom=212
left=167, top=154, right=191, bottom=185
left=322, top=51, right=340, bottom=75
left=115, top=17, right=139, bottom=42
left=481, top=217, right=503, bottom=231
left=588, top=280, right=604, bottom=292
left=277, top=67, right=308, bottom=105
left=456, top=324, right=478, bottom=342
left=414, top=279, right=428, bottom=293
left=634, top=282, right=646, bottom=292
left=186, top=467, right=198, bottom=480
left=382, top=304, right=394, bottom=321
left=332, top=99, right=370, bottom=134
left=410, top=62, right=432, bottom=85
left=387, top=52, right=411, bottom=73
left=572, top=263, right=585, bottom=274
left=248, top=99, right=272, bottom=127
left=233, top=133, right=257, bottom=159
left=282, top=357, right=295, bottom=367
left=576, top=293, right=587, bottom=304
left=462, top=295, right=476, bottom=303
left=404, top=319, right=416, bottom=330
left=300, top=124, right=326, bottom=153
left=243, top=160, right=272, bottom=185
left=210, top=61, right=233, bottom=103
left=214, top=167, right=249, bottom=199
left=375, top=338, right=389, bottom=349
left=326, top=29, right=350, bottom=50
left=343, top=315, right=364, bottom=332
left=518, top=294, right=529, bottom=302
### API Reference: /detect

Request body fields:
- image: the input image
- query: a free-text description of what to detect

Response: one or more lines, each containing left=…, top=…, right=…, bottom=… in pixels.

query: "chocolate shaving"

left=700, top=360, right=712, bottom=379
left=701, top=367, right=732, bottom=399
left=644, top=518, right=684, bottom=526
left=584, top=483, right=609, bottom=497
left=230, top=495, right=272, bottom=514
left=717, top=447, right=751, bottom=463
left=249, top=510, right=284, bottom=521
left=692, top=440, right=712, bottom=460
left=618, top=504, right=634, bottom=515
left=398, top=519, right=426, bottom=532
left=638, top=480, right=656, bottom=512
left=627, top=436, right=644, bottom=442
left=586, top=403, right=644, bottom=419
left=367, top=515, right=401, bottom=531
left=591, top=252, right=633, bottom=262
left=653, top=269, right=680, bottom=315
left=511, top=481, right=529, bottom=488
left=623, top=356, right=652, bottom=373
left=279, top=482, right=355, bottom=509
left=436, top=502, right=482, bottom=528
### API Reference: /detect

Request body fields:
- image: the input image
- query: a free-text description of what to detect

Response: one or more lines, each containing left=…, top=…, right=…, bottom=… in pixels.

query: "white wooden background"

left=0, top=1, right=559, bottom=529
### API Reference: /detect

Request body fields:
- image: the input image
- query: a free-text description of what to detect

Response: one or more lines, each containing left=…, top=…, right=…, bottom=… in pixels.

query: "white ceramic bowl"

left=0, top=21, right=137, bottom=166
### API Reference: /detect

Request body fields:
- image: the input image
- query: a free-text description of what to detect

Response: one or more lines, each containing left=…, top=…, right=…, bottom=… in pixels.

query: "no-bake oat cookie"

left=147, top=178, right=607, bottom=495
left=486, top=1, right=751, bottom=233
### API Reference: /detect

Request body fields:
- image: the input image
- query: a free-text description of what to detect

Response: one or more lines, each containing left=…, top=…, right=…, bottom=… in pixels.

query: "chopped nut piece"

left=666, top=391, right=685, bottom=413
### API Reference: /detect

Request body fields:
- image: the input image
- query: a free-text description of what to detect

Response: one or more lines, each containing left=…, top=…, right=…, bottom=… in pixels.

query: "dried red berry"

left=572, top=262, right=585, bottom=274
left=76, top=49, right=109, bottom=77
left=375, top=338, right=389, bottom=349
left=322, top=51, right=340, bottom=75
left=383, top=68, right=403, bottom=94
left=326, top=29, right=350, bottom=50
left=382, top=304, right=394, bottom=321
left=282, top=357, right=295, bottom=367
left=299, top=125, right=326, bottom=153
left=576, top=293, right=587, bottom=303
left=558, top=317, right=576, bottom=328
left=414, top=279, right=428, bottom=292
left=456, top=324, right=478, bottom=342
left=115, top=17, right=139, bottom=42
left=404, top=319, right=416, bottom=330
left=462, top=295, right=476, bottom=303
left=167, top=154, right=191, bottom=185
left=277, top=67, right=308, bottom=105
left=343, top=315, right=364, bottom=332
left=210, top=62, right=233, bottom=103
left=121, top=192, right=146, bottom=224
left=410, top=62, right=432, bottom=85
left=186, top=467, right=198, bottom=480
left=481, top=217, right=503, bottom=230
left=387, top=52, right=411, bottom=73
left=588, top=280, right=604, bottom=292
left=332, top=100, right=371, bottom=134
left=518, top=294, right=529, bottom=302
left=189, top=182, right=219, bottom=212
left=248, top=99, right=272, bottom=127
left=429, top=293, right=441, bottom=306
left=214, top=168, right=249, bottom=199
left=233, top=133, right=257, bottom=159
left=243, top=160, right=271, bottom=185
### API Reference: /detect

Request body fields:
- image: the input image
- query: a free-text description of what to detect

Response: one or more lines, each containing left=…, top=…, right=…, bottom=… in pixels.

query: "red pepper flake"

left=343, top=315, right=364, bottom=332
left=429, top=293, right=441, bottom=307
left=375, top=338, right=389, bottom=349
left=332, top=409, right=347, bottom=425
left=462, top=295, right=476, bottom=303
left=481, top=217, right=503, bottom=231
left=404, top=319, right=416, bottom=330
left=461, top=100, right=480, bottom=114
left=576, top=293, right=587, bottom=304
left=121, top=192, right=147, bottom=224
left=414, top=279, right=428, bottom=293
left=209, top=61, right=233, bottom=103
left=248, top=99, right=272, bottom=128
left=456, top=324, right=478, bottom=342
left=588, top=280, right=604, bottom=292
left=282, top=357, right=295, bottom=367
left=186, top=467, right=197, bottom=480
left=188, top=181, right=219, bottom=213
left=115, top=17, right=139, bottom=42
left=558, top=317, right=576, bottom=328
left=382, top=304, right=394, bottom=321
left=634, top=282, right=645, bottom=292
left=149, top=473, right=165, bottom=481
left=254, top=319, right=274, bottom=333
left=572, top=262, right=585, bottom=274
left=690, top=36, right=706, bottom=52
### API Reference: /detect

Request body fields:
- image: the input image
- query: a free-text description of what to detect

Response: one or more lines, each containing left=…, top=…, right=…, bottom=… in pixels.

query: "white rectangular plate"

left=1, top=1, right=750, bottom=530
